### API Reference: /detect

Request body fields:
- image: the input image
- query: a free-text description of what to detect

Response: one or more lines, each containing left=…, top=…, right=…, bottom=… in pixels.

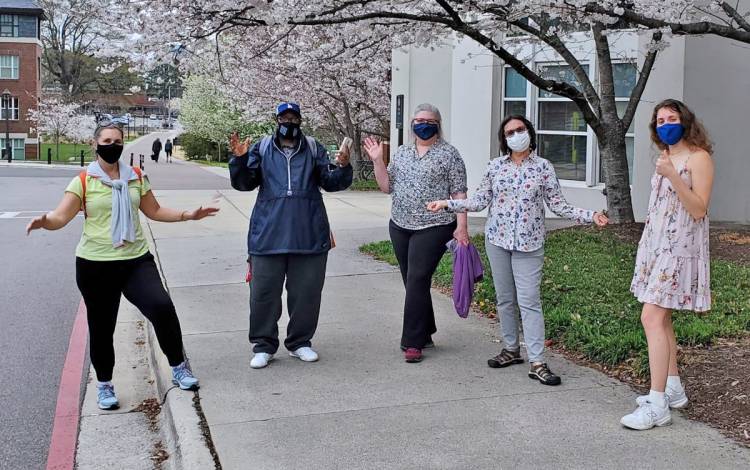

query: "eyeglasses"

left=413, top=118, right=440, bottom=125
left=504, top=126, right=527, bottom=138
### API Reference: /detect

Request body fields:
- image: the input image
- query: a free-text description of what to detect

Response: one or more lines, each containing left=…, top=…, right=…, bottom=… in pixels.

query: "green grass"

left=40, top=143, right=95, bottom=163
left=189, top=158, right=228, bottom=168
left=349, top=178, right=380, bottom=191
left=361, top=227, right=750, bottom=377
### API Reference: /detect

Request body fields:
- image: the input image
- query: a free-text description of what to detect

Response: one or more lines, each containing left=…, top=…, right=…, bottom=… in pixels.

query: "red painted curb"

left=46, top=299, right=88, bottom=470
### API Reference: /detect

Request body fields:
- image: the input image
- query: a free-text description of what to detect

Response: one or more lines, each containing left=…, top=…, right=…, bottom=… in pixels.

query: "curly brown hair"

left=649, top=99, right=713, bottom=154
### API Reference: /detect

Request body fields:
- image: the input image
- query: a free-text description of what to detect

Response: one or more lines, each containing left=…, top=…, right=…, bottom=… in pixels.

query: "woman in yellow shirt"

left=27, top=122, right=218, bottom=410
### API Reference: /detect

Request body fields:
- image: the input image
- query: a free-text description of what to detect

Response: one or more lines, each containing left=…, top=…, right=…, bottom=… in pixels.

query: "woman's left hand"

left=453, top=226, right=470, bottom=246
left=593, top=211, right=609, bottom=227
left=185, top=206, right=220, bottom=221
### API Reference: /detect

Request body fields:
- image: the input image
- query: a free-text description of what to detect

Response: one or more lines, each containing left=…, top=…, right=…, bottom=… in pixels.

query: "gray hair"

left=413, top=103, right=442, bottom=122
left=411, top=103, right=443, bottom=140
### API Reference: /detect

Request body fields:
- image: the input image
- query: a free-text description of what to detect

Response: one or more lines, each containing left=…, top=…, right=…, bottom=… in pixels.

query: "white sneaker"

left=620, top=400, right=671, bottom=430
left=636, top=387, right=689, bottom=409
left=250, top=352, right=273, bottom=369
left=289, top=346, right=319, bottom=362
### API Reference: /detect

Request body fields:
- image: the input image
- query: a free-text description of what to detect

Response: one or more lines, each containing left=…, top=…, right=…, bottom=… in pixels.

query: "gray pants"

left=485, top=242, right=546, bottom=363
left=248, top=252, right=328, bottom=354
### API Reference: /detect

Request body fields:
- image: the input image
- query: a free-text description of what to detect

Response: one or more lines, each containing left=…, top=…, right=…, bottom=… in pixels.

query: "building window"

left=0, top=55, right=19, bottom=79
left=1, top=95, right=19, bottom=120
left=0, top=14, right=19, bottom=37
left=537, top=64, right=590, bottom=181
left=600, top=62, right=637, bottom=183
left=0, top=138, right=26, bottom=160
left=502, top=67, right=527, bottom=118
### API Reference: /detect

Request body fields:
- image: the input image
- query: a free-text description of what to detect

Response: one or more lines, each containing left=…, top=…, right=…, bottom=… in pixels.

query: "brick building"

left=0, top=0, right=44, bottom=160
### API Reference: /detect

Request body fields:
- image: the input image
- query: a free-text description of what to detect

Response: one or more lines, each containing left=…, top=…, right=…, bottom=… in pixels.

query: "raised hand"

left=593, top=211, right=609, bottom=227
left=26, top=213, right=47, bottom=235
left=363, top=136, right=383, bottom=163
left=229, top=132, right=252, bottom=157
left=335, top=148, right=350, bottom=167
left=426, top=200, right=448, bottom=212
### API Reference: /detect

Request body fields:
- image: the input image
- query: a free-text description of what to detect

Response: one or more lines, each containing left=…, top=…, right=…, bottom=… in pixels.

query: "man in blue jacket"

left=229, top=102, right=352, bottom=369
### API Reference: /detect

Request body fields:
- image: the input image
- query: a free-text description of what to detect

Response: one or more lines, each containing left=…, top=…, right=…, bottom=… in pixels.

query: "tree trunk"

left=598, top=129, right=635, bottom=223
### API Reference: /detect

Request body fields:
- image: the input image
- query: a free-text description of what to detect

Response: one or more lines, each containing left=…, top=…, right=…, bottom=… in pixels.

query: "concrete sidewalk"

left=145, top=182, right=749, bottom=469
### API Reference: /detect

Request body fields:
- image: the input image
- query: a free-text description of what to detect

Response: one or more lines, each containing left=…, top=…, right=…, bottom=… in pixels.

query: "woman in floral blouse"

left=427, top=115, right=608, bottom=385
left=364, top=103, right=469, bottom=364
left=620, top=99, right=714, bottom=431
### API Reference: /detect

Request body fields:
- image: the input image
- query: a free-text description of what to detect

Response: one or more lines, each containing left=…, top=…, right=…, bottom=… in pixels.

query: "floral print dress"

left=630, top=160, right=711, bottom=312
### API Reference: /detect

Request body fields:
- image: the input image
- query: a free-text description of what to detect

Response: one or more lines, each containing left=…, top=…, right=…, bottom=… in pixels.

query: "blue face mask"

left=656, top=123, right=685, bottom=146
left=413, top=122, right=439, bottom=140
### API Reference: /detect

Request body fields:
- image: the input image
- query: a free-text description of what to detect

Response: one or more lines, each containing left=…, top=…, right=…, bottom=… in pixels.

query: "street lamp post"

left=2, top=89, right=11, bottom=163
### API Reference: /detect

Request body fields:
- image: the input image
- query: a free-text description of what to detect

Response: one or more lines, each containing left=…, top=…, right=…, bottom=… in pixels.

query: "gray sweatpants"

left=248, top=252, right=328, bottom=354
left=485, top=242, right=546, bottom=363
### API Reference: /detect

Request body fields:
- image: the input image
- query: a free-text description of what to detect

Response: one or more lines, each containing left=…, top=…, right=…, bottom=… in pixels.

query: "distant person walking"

left=165, top=139, right=174, bottom=163
left=152, top=138, right=162, bottom=164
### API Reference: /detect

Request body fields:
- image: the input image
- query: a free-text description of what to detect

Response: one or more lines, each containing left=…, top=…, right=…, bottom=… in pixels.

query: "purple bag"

left=447, top=239, right=484, bottom=318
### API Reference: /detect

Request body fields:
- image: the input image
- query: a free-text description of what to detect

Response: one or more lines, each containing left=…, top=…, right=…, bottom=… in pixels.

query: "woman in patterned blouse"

left=363, top=103, right=469, bottom=363
left=427, top=115, right=608, bottom=384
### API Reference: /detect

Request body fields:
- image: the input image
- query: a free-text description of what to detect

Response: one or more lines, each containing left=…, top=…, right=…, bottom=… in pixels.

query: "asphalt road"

left=0, top=133, right=230, bottom=470
left=0, top=164, right=86, bottom=470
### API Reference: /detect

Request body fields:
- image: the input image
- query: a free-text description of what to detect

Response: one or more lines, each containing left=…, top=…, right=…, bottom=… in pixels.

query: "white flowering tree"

left=98, top=0, right=750, bottom=222
left=28, top=97, right=80, bottom=159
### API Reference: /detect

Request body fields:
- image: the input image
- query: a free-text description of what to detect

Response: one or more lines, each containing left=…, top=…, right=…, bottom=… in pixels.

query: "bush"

left=179, top=132, right=229, bottom=161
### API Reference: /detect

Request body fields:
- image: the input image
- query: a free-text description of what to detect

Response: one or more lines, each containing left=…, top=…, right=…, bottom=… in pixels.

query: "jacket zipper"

left=273, top=139, right=304, bottom=196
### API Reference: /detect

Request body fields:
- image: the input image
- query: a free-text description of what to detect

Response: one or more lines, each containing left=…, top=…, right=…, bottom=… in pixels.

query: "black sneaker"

left=487, top=348, right=524, bottom=368
left=528, top=362, right=562, bottom=386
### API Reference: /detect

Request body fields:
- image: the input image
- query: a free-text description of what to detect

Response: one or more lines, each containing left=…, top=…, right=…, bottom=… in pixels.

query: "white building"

left=389, top=30, right=750, bottom=223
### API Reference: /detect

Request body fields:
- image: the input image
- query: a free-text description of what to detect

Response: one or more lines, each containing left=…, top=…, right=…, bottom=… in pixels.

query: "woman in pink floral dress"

left=621, top=99, right=715, bottom=431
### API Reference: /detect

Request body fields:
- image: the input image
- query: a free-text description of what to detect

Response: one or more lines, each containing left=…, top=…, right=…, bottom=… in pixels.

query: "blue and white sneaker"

left=96, top=382, right=119, bottom=410
left=172, top=362, right=200, bottom=390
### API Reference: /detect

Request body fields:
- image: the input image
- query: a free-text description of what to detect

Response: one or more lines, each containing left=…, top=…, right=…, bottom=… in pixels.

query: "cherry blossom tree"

left=101, top=0, right=750, bottom=221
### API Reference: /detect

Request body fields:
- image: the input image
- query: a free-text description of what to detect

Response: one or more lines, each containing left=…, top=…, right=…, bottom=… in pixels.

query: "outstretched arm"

left=26, top=192, right=81, bottom=234
left=140, top=190, right=219, bottom=222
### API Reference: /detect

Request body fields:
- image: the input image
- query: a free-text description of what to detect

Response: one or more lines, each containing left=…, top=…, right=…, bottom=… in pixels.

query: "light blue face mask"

left=656, top=123, right=685, bottom=146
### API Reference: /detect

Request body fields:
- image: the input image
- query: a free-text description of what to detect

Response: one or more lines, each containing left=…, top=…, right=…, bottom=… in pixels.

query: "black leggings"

left=389, top=220, right=456, bottom=349
left=76, top=252, right=185, bottom=382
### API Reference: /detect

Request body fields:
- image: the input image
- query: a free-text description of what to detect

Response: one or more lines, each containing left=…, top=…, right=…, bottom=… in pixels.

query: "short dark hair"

left=498, top=115, right=536, bottom=156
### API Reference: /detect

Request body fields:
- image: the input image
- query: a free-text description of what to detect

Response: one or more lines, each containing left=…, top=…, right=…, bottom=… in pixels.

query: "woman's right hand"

left=26, top=213, right=47, bottom=235
left=363, top=136, right=383, bottom=163
left=426, top=200, right=448, bottom=212
left=229, top=132, right=252, bottom=156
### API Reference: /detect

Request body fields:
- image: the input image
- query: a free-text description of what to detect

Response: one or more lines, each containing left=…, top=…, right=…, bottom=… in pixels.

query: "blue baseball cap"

left=276, top=102, right=301, bottom=117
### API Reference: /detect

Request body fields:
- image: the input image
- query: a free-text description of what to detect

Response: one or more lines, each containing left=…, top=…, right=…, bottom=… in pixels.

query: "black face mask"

left=277, top=122, right=300, bottom=139
left=97, top=143, right=124, bottom=164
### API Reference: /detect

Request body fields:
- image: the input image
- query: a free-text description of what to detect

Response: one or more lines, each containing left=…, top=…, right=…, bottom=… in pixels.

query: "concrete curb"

left=145, top=323, right=217, bottom=470
left=143, top=218, right=218, bottom=470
